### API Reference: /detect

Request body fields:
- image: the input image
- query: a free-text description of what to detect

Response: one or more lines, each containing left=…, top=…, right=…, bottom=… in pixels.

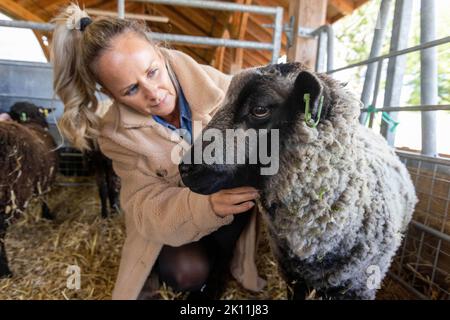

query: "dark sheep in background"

left=85, top=147, right=121, bottom=218
left=0, top=101, right=58, bottom=277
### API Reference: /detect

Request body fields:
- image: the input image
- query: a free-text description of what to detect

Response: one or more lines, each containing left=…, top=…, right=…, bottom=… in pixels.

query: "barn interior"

left=0, top=0, right=449, bottom=300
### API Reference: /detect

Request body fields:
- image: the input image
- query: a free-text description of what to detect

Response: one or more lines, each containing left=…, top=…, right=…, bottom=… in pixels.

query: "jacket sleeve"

left=98, top=136, right=234, bottom=247
left=201, top=64, right=232, bottom=93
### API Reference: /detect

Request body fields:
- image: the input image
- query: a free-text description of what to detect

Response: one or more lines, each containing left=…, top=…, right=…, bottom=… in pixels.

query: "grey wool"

left=179, top=62, right=418, bottom=299
left=264, top=96, right=416, bottom=299
left=260, top=66, right=416, bottom=299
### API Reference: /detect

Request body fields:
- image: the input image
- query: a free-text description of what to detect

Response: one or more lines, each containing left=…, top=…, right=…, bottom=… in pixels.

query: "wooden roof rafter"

left=0, top=0, right=51, bottom=60
left=329, top=0, right=369, bottom=22
left=0, top=0, right=370, bottom=69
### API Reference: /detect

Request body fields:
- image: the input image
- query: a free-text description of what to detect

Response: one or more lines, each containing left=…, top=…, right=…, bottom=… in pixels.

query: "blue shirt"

left=153, top=88, right=192, bottom=144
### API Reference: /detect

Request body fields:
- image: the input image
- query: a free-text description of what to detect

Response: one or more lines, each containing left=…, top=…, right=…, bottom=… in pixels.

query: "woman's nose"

left=142, top=82, right=159, bottom=100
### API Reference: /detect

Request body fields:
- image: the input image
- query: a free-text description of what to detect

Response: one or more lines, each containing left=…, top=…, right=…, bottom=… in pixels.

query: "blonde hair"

left=51, top=3, right=167, bottom=151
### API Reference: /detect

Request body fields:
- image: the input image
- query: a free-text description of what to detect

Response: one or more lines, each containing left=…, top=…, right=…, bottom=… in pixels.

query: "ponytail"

left=51, top=4, right=99, bottom=151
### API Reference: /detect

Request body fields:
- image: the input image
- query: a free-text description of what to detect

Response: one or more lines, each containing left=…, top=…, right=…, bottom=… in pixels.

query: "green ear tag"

left=304, top=93, right=324, bottom=128
left=20, top=112, right=27, bottom=122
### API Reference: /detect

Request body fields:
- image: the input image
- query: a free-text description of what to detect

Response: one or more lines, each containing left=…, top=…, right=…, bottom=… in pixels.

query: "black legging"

left=156, top=210, right=252, bottom=293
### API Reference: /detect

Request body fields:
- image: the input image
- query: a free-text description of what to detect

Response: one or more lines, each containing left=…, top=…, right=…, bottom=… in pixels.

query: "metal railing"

left=325, top=0, right=449, bottom=156
left=136, top=0, right=284, bottom=63
left=327, top=35, right=449, bottom=74
left=325, top=0, right=449, bottom=299
left=313, top=24, right=334, bottom=73
left=394, top=151, right=450, bottom=300
left=0, top=0, right=284, bottom=64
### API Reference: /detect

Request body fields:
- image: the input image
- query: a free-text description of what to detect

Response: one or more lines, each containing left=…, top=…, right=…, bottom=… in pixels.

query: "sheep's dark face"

left=9, top=101, right=54, bottom=128
left=179, top=63, right=332, bottom=195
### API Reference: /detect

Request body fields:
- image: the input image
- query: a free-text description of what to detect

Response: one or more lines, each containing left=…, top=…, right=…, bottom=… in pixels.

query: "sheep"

left=58, top=144, right=120, bottom=218
left=85, top=148, right=121, bottom=218
left=178, top=62, right=417, bottom=299
left=90, top=99, right=121, bottom=217
left=0, top=101, right=58, bottom=277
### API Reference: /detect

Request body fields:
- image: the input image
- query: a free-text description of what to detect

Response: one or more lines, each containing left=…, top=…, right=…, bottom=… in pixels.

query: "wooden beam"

left=85, top=9, right=169, bottom=23
left=329, top=0, right=370, bottom=22
left=287, top=0, right=327, bottom=69
left=150, top=5, right=206, bottom=37
left=329, top=0, right=354, bottom=15
left=146, top=6, right=208, bottom=64
left=203, top=11, right=233, bottom=64
left=0, top=0, right=46, bottom=22
left=214, top=29, right=230, bottom=72
left=169, top=6, right=220, bottom=60
left=229, top=0, right=252, bottom=74
left=33, top=31, right=50, bottom=61
left=0, top=0, right=52, bottom=61
left=171, top=6, right=216, bottom=35
left=148, top=5, right=212, bottom=63
left=329, top=13, right=345, bottom=23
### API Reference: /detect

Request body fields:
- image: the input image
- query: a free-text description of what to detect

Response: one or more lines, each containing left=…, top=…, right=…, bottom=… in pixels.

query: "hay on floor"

left=0, top=176, right=417, bottom=300
left=0, top=179, right=124, bottom=300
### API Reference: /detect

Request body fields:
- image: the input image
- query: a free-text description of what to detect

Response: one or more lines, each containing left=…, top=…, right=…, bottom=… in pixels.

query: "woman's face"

left=95, top=32, right=177, bottom=117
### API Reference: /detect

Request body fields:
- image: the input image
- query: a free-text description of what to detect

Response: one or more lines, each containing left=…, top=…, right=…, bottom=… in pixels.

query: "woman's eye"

left=250, top=106, right=271, bottom=118
left=126, top=85, right=138, bottom=96
left=148, top=69, right=158, bottom=78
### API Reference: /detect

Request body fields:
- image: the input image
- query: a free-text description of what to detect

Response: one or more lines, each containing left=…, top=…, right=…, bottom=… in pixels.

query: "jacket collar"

left=109, top=48, right=225, bottom=129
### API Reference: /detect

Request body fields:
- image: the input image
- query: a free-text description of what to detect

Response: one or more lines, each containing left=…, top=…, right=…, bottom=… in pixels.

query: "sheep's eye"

left=250, top=106, right=270, bottom=119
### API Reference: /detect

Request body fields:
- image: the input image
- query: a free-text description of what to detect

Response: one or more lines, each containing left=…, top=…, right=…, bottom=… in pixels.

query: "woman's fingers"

left=209, top=187, right=259, bottom=217
left=222, top=186, right=258, bottom=194
left=215, top=200, right=255, bottom=216
left=219, top=191, right=259, bottom=206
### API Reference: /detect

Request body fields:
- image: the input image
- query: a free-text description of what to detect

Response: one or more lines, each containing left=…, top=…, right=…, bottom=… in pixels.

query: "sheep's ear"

left=39, top=107, right=55, bottom=116
left=291, top=71, right=327, bottom=125
left=294, top=71, right=322, bottom=106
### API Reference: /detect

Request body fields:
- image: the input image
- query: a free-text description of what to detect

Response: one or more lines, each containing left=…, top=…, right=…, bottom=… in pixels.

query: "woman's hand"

left=209, top=186, right=259, bottom=217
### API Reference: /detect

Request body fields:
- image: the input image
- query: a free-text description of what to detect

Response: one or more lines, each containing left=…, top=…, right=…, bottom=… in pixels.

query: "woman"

left=51, top=4, right=265, bottom=300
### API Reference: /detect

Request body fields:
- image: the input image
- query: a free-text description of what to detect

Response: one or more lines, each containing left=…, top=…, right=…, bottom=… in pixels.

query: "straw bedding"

left=0, top=176, right=418, bottom=300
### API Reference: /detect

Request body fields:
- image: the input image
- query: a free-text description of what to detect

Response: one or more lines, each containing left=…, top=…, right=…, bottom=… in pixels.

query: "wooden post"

left=287, top=0, right=328, bottom=69
left=229, top=0, right=252, bottom=74
left=214, top=29, right=230, bottom=72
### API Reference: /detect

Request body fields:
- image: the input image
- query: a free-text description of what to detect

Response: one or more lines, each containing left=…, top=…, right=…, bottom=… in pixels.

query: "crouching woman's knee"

left=157, top=242, right=210, bottom=292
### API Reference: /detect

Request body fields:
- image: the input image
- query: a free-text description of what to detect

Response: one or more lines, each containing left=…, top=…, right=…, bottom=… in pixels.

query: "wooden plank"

left=329, top=0, right=355, bottom=15
left=150, top=5, right=206, bottom=37
left=229, top=0, right=252, bottom=73
left=170, top=6, right=217, bottom=35
left=329, top=13, right=344, bottom=23
left=85, top=9, right=169, bottom=23
left=0, top=0, right=45, bottom=22
left=287, top=0, right=327, bottom=68
left=0, top=0, right=51, bottom=61
left=213, top=28, right=229, bottom=71
left=168, top=5, right=232, bottom=65
left=329, top=0, right=369, bottom=21
left=33, top=31, right=50, bottom=61
left=240, top=28, right=273, bottom=63
left=149, top=5, right=212, bottom=63
left=203, top=10, right=233, bottom=64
